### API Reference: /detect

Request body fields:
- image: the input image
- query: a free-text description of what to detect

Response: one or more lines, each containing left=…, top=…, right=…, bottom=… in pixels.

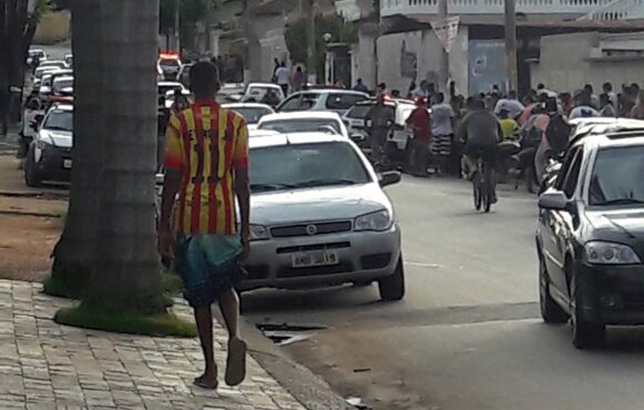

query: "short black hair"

left=603, top=82, right=612, bottom=92
left=436, top=92, right=445, bottom=103
left=189, top=61, right=220, bottom=98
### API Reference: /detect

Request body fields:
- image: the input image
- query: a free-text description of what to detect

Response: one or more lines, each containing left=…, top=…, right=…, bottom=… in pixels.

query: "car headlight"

left=584, top=241, right=641, bottom=265
left=249, top=224, right=269, bottom=241
left=355, top=210, right=392, bottom=232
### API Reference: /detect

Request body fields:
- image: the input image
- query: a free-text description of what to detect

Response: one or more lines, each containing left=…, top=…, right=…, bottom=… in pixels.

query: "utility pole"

left=438, top=0, right=449, bottom=93
left=174, top=0, right=181, bottom=52
left=307, top=0, right=317, bottom=84
left=504, top=0, right=518, bottom=92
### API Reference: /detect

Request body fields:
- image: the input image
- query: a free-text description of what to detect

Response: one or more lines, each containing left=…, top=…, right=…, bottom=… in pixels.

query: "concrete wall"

left=531, top=31, right=644, bottom=92
left=376, top=26, right=469, bottom=96
left=34, top=11, right=70, bottom=45
left=353, top=27, right=378, bottom=89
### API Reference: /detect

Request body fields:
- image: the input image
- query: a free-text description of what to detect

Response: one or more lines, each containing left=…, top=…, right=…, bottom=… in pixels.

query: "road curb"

left=216, top=311, right=353, bottom=410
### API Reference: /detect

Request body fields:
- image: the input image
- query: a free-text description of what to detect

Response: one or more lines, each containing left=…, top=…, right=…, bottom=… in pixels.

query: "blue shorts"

left=174, top=234, right=243, bottom=308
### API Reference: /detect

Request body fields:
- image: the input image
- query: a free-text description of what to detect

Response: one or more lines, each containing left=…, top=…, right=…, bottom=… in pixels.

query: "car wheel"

left=539, top=257, right=568, bottom=324
left=24, top=144, right=42, bottom=188
left=378, top=257, right=405, bottom=301
left=570, top=273, right=605, bottom=349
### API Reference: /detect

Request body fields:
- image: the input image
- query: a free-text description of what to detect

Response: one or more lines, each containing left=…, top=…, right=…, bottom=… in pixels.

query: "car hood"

left=251, top=183, right=391, bottom=226
left=41, top=129, right=72, bottom=148
left=586, top=209, right=644, bottom=245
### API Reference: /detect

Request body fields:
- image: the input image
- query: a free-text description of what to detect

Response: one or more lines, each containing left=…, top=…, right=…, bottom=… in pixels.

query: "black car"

left=537, top=129, right=644, bottom=349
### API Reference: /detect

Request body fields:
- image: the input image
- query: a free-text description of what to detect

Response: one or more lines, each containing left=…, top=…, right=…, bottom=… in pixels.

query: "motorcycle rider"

left=365, top=93, right=394, bottom=165
left=458, top=97, right=503, bottom=203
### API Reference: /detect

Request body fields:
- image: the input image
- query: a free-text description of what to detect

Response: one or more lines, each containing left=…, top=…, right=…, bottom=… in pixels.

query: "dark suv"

left=537, top=129, right=644, bottom=349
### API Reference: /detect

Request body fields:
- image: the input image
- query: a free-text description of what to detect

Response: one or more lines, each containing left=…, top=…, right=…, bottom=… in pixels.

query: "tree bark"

left=50, top=0, right=106, bottom=292
left=83, top=0, right=163, bottom=313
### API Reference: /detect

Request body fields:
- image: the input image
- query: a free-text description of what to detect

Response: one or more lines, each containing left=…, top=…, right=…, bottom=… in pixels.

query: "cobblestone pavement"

left=0, top=279, right=308, bottom=410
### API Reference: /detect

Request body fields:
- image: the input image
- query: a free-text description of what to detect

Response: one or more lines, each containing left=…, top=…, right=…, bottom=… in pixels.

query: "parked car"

left=52, top=76, right=74, bottom=97
left=536, top=126, right=644, bottom=349
left=25, top=104, right=73, bottom=186
left=217, top=83, right=246, bottom=103
left=38, top=60, right=67, bottom=71
left=33, top=67, right=61, bottom=89
left=40, top=69, right=73, bottom=98
left=241, top=132, right=404, bottom=301
left=27, top=49, right=47, bottom=66
left=277, top=89, right=368, bottom=115
left=221, top=103, right=274, bottom=130
left=257, top=111, right=349, bottom=139
left=242, top=82, right=285, bottom=104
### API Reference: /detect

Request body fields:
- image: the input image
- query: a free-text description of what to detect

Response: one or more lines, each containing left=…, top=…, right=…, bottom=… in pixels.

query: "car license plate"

left=63, top=159, right=72, bottom=169
left=291, top=250, right=339, bottom=268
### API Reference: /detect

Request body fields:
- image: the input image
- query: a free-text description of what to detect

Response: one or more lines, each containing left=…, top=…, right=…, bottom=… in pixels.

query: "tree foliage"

left=285, top=13, right=357, bottom=77
left=159, top=0, right=217, bottom=49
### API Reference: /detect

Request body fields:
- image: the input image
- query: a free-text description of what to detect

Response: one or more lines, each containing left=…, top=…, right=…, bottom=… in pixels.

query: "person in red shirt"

left=406, top=97, right=431, bottom=176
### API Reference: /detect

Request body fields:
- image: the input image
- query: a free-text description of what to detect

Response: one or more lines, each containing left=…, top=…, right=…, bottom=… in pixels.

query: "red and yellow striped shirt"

left=163, top=101, right=249, bottom=235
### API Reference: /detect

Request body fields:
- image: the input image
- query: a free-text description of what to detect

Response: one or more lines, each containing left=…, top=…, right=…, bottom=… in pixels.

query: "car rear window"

left=326, top=93, right=367, bottom=110
left=259, top=119, right=341, bottom=134
left=345, top=105, right=372, bottom=119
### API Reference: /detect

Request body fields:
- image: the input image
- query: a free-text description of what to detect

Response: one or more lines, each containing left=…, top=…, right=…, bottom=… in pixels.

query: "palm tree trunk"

left=50, top=0, right=106, bottom=292
left=83, top=0, right=163, bottom=314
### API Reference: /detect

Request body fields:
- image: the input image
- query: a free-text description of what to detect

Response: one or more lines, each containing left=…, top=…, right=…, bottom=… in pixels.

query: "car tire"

left=539, top=257, right=569, bottom=324
left=378, top=257, right=405, bottom=301
left=570, top=273, right=605, bottom=349
left=24, top=144, right=42, bottom=188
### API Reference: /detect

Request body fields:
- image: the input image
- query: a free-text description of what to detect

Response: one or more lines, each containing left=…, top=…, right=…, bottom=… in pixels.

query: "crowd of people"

left=368, top=79, right=644, bottom=202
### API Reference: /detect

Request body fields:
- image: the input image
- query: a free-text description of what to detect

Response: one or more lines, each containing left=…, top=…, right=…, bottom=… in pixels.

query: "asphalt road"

left=243, top=176, right=644, bottom=410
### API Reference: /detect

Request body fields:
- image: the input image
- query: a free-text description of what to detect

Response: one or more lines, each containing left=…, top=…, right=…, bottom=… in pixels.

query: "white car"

left=242, top=132, right=404, bottom=301
left=257, top=111, right=349, bottom=139
left=277, top=89, right=368, bottom=115
left=242, top=83, right=285, bottom=104
left=52, top=76, right=74, bottom=96
left=222, top=103, right=275, bottom=130
left=27, top=49, right=47, bottom=66
left=25, top=104, right=73, bottom=187
left=38, top=60, right=66, bottom=70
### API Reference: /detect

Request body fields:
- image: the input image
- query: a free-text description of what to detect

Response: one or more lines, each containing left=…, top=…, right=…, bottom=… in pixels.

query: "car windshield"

left=160, top=58, right=180, bottom=68
left=43, top=110, right=73, bottom=132
left=250, top=142, right=371, bottom=192
left=589, top=146, right=644, bottom=206
left=259, top=119, right=341, bottom=134
left=228, top=107, right=273, bottom=124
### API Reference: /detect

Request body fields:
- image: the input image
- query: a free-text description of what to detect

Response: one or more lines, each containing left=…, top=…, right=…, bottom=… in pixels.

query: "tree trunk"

left=83, top=0, right=163, bottom=313
left=50, top=0, right=106, bottom=292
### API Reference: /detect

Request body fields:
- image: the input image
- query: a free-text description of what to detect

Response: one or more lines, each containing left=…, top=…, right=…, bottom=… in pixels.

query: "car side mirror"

left=350, top=133, right=365, bottom=142
left=379, top=171, right=401, bottom=187
left=538, top=190, right=569, bottom=211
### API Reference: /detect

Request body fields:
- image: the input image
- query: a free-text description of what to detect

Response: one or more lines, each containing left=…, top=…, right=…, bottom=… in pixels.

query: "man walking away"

left=159, top=62, right=250, bottom=390
left=458, top=98, right=503, bottom=203
left=406, top=97, right=431, bottom=176
left=275, top=62, right=290, bottom=96
left=603, top=82, right=618, bottom=109
left=599, top=93, right=617, bottom=117
left=365, top=94, right=394, bottom=165
left=430, top=93, right=455, bottom=175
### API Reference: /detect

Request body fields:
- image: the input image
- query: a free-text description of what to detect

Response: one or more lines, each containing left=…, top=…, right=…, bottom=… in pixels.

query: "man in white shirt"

left=494, top=90, right=525, bottom=119
left=275, top=62, right=290, bottom=96
left=569, top=89, right=600, bottom=119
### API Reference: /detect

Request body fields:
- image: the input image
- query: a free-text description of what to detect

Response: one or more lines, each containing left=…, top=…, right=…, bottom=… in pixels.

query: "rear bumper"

left=577, top=261, right=644, bottom=325
left=36, top=144, right=72, bottom=182
left=239, top=224, right=402, bottom=291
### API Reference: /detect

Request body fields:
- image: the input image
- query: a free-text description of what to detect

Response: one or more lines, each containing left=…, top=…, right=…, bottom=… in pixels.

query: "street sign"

left=431, top=16, right=460, bottom=53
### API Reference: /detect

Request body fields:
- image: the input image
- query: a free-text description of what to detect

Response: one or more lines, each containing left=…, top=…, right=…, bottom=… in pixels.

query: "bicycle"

left=472, top=155, right=493, bottom=213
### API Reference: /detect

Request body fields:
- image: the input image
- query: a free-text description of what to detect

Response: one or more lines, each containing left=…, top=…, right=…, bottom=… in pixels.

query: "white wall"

left=376, top=26, right=469, bottom=96
left=531, top=31, right=644, bottom=93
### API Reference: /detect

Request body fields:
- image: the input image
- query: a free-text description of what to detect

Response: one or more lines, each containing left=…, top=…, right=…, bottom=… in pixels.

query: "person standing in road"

left=159, top=62, right=250, bottom=390
left=365, top=94, right=394, bottom=165
left=354, top=78, right=369, bottom=93
left=275, top=62, right=290, bottom=96
left=292, top=66, right=304, bottom=92
left=603, top=82, right=618, bottom=109
left=406, top=97, right=431, bottom=177
left=630, top=90, right=644, bottom=120
left=599, top=93, right=617, bottom=117
left=430, top=93, right=455, bottom=175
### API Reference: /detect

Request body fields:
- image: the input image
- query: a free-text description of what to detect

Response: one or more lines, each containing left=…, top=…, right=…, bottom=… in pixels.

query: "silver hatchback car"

left=242, top=132, right=404, bottom=301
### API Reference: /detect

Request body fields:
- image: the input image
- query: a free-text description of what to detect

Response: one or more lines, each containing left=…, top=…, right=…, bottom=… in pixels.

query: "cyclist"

left=457, top=97, right=503, bottom=203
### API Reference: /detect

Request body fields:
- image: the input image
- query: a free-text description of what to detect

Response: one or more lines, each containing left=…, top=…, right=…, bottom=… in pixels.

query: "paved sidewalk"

left=0, top=279, right=307, bottom=410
